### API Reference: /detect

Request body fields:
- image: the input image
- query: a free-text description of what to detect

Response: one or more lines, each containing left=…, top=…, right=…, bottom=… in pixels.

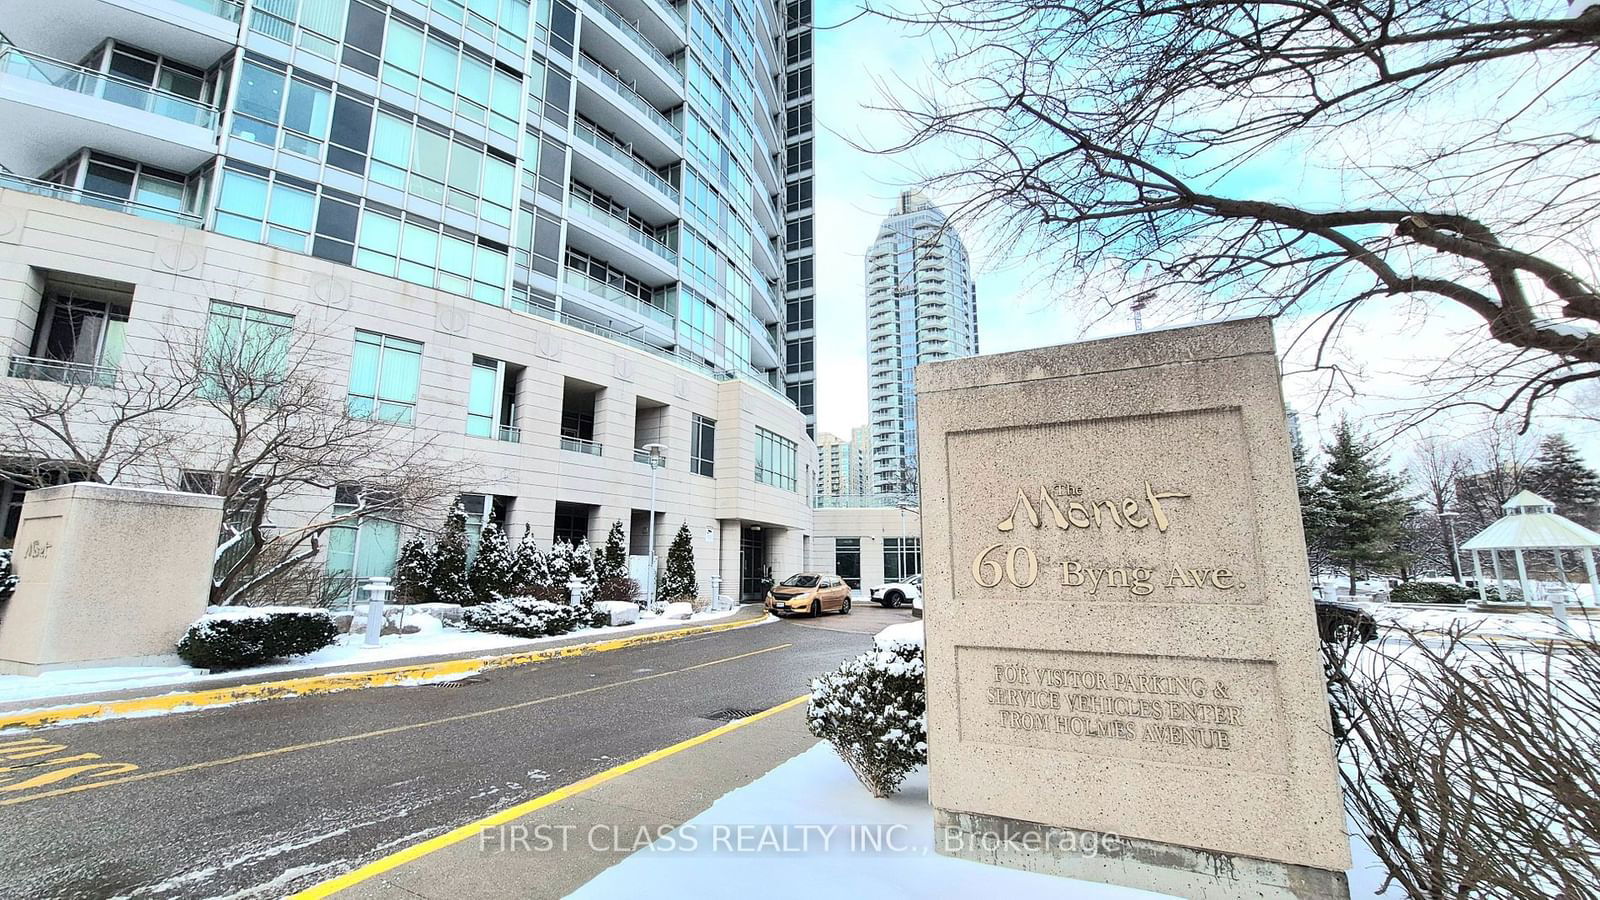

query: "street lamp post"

left=642, top=443, right=667, bottom=610
left=1440, top=511, right=1463, bottom=584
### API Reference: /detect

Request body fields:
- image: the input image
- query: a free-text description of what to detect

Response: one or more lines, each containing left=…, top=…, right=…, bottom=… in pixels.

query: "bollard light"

left=361, top=576, right=393, bottom=649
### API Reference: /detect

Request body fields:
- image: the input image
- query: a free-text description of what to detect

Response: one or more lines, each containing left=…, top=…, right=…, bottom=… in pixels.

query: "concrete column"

left=592, top=384, right=635, bottom=458
left=719, top=519, right=741, bottom=601
left=1514, top=549, right=1532, bottom=605
left=591, top=505, right=630, bottom=548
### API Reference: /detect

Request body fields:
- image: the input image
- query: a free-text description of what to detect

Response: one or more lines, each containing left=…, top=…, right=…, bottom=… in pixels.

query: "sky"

left=804, top=2, right=1600, bottom=471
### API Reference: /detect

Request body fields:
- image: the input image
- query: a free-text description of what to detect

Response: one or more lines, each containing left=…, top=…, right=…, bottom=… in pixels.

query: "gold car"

left=765, top=573, right=852, bottom=617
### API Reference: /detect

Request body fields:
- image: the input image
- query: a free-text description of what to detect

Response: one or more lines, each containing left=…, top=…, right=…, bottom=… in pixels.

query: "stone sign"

left=917, top=318, right=1349, bottom=898
left=0, top=483, right=223, bottom=675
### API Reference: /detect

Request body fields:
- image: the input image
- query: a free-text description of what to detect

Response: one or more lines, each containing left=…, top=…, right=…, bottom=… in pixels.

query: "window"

left=677, top=287, right=716, bottom=362
left=229, top=61, right=333, bottom=158
left=21, top=276, right=132, bottom=385
left=346, top=331, right=423, bottom=424
left=786, top=337, right=813, bottom=374
left=458, top=492, right=511, bottom=558
left=785, top=215, right=813, bottom=251
left=204, top=300, right=293, bottom=385
left=354, top=208, right=508, bottom=304
left=786, top=296, right=813, bottom=330
left=466, top=356, right=520, bottom=441
left=835, top=537, right=860, bottom=589
left=786, top=257, right=813, bottom=291
left=326, top=483, right=400, bottom=592
left=214, top=169, right=316, bottom=252
left=755, top=427, right=797, bottom=491
left=884, top=537, right=922, bottom=582
left=785, top=141, right=811, bottom=176
left=785, top=180, right=812, bottom=214
left=785, top=66, right=811, bottom=102
left=691, top=414, right=715, bottom=477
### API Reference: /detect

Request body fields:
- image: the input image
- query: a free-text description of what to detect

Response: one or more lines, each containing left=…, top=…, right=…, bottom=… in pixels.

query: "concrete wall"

left=811, top=505, right=922, bottom=592
left=0, top=190, right=816, bottom=603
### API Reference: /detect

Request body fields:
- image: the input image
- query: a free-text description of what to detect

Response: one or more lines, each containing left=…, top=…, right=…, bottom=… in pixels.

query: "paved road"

left=0, top=605, right=915, bottom=899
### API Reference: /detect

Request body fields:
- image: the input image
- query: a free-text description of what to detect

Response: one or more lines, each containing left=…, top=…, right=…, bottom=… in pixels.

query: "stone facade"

left=915, top=318, right=1349, bottom=898
left=0, top=190, right=814, bottom=603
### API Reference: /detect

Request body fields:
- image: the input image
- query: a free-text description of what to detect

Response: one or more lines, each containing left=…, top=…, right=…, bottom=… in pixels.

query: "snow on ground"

left=0, top=606, right=754, bottom=708
left=1361, top=602, right=1598, bottom=641
left=570, top=742, right=1169, bottom=900
left=574, top=741, right=1395, bottom=900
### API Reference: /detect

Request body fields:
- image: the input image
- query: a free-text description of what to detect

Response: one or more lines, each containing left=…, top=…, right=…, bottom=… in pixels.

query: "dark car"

left=1315, top=598, right=1377, bottom=645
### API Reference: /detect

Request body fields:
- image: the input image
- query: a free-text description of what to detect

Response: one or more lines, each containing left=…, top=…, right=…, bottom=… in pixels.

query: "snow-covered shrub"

left=462, top=596, right=585, bottom=638
left=807, top=641, right=927, bottom=797
left=0, top=548, right=16, bottom=603
left=177, top=607, right=337, bottom=670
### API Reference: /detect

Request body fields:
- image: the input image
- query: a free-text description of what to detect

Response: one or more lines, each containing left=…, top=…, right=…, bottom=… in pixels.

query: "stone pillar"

left=719, top=520, right=741, bottom=602
left=0, top=483, right=224, bottom=675
left=915, top=318, right=1349, bottom=898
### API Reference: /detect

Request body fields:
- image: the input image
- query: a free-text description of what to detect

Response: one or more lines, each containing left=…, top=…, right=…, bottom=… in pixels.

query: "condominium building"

left=0, top=0, right=816, bottom=602
left=816, top=424, right=869, bottom=499
left=865, top=190, right=977, bottom=497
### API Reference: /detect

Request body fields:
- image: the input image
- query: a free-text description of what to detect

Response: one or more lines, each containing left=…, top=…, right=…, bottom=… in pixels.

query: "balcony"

left=577, top=0, right=683, bottom=98
left=0, top=0, right=242, bottom=67
left=565, top=191, right=679, bottom=281
left=570, top=118, right=679, bottom=220
left=561, top=266, right=677, bottom=349
left=497, top=425, right=523, bottom=443
left=576, top=54, right=681, bottom=160
left=0, top=47, right=219, bottom=175
left=0, top=172, right=205, bottom=228
left=6, top=354, right=118, bottom=387
left=560, top=435, right=604, bottom=456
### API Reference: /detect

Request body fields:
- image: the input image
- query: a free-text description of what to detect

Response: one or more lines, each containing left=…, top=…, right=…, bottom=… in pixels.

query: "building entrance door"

left=740, top=526, right=769, bottom=602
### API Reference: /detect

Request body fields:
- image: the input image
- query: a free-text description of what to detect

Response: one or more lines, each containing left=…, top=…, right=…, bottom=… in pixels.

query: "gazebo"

left=1460, top=490, right=1600, bottom=607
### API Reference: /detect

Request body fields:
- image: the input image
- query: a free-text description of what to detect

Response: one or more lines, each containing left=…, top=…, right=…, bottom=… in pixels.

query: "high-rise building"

left=865, top=191, right=977, bottom=496
left=0, top=0, right=815, bottom=602
left=816, top=424, right=869, bottom=499
left=780, top=0, right=815, bottom=436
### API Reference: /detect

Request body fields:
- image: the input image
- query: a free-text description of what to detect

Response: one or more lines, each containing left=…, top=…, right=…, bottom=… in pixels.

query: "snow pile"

left=461, top=597, right=585, bottom=638
left=874, top=621, right=924, bottom=651
left=807, top=641, right=927, bottom=797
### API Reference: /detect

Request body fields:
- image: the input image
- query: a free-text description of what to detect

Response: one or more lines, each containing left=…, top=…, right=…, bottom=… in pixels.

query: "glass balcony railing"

left=0, top=47, right=220, bottom=130
left=563, top=266, right=675, bottom=328
left=7, top=354, right=118, bottom=387
left=577, top=55, right=682, bottom=140
left=745, top=310, right=782, bottom=358
left=560, top=435, right=603, bottom=455
left=0, top=172, right=206, bottom=228
left=567, top=193, right=678, bottom=264
left=498, top=424, right=522, bottom=443
left=174, top=0, right=246, bottom=21
left=572, top=120, right=680, bottom=202
left=578, top=0, right=681, bottom=77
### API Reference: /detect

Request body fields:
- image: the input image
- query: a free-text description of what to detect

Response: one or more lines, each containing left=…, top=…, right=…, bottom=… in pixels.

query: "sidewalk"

left=316, top=700, right=820, bottom=900
left=0, top=605, right=770, bottom=726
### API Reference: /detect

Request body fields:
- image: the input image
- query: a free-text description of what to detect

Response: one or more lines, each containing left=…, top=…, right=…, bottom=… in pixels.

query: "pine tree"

left=1312, top=420, right=1412, bottom=594
left=1289, top=412, right=1329, bottom=572
left=1528, top=434, right=1600, bottom=528
left=394, top=537, right=436, bottom=604
left=430, top=503, right=475, bottom=606
left=544, top=539, right=574, bottom=587
left=468, top=520, right=517, bottom=602
left=510, top=525, right=546, bottom=595
left=570, top=539, right=597, bottom=603
left=595, top=521, right=628, bottom=583
left=657, top=523, right=698, bottom=604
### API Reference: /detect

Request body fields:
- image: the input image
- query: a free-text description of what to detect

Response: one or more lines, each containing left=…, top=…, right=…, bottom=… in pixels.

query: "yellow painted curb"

left=290, top=693, right=810, bottom=899
left=0, top=615, right=769, bottom=732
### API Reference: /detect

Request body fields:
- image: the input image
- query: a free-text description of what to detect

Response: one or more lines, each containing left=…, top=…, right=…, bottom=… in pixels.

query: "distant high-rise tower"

left=866, top=192, right=978, bottom=496
left=817, top=425, right=872, bottom=499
